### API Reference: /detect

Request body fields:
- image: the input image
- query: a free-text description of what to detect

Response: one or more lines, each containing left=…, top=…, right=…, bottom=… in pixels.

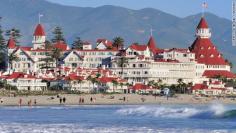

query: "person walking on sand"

left=59, top=98, right=62, bottom=104
left=34, top=99, right=37, bottom=105
left=90, top=97, right=93, bottom=102
left=123, top=96, right=126, bottom=102
left=79, top=97, right=81, bottom=104
left=63, top=97, right=66, bottom=103
left=82, top=98, right=84, bottom=103
left=18, top=98, right=22, bottom=106
left=28, top=100, right=32, bottom=108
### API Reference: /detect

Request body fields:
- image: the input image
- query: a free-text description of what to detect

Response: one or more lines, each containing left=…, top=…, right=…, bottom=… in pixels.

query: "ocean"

left=0, top=104, right=235, bottom=133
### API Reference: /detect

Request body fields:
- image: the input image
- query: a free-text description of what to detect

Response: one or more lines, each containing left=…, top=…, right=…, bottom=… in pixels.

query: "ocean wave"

left=0, top=123, right=230, bottom=133
left=116, top=104, right=236, bottom=119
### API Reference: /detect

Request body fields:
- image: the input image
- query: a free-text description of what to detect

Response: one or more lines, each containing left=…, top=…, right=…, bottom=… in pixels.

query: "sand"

left=0, top=94, right=235, bottom=106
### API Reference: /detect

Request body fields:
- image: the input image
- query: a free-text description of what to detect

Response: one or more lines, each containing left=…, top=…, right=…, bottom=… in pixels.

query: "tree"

left=51, top=48, right=62, bottom=67
left=5, top=28, right=21, bottom=44
left=112, top=80, right=118, bottom=93
left=77, top=78, right=83, bottom=92
left=51, top=26, right=66, bottom=43
left=148, top=80, right=155, bottom=88
left=8, top=52, right=19, bottom=70
left=0, top=17, right=6, bottom=69
left=116, top=56, right=128, bottom=78
left=113, top=37, right=124, bottom=50
left=0, top=17, right=5, bottom=49
left=72, top=37, right=83, bottom=50
left=45, top=40, right=53, bottom=49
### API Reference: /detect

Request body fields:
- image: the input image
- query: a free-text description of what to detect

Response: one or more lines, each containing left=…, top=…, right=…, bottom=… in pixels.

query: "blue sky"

left=47, top=0, right=231, bottom=20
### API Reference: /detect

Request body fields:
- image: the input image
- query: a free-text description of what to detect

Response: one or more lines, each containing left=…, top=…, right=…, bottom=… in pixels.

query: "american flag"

left=202, top=2, right=208, bottom=8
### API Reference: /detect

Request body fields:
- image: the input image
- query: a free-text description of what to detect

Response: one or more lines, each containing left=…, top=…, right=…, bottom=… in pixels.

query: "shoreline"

left=0, top=94, right=235, bottom=106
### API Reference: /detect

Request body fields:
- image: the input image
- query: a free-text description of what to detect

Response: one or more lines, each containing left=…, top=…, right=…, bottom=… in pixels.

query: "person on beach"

left=90, top=97, right=93, bottom=102
left=63, top=97, right=66, bottom=103
left=82, top=98, right=84, bottom=103
left=0, top=98, right=3, bottom=103
left=34, top=99, right=37, bottom=105
left=79, top=97, right=81, bottom=104
left=28, top=100, right=32, bottom=107
left=59, top=98, right=62, bottom=104
left=19, top=98, right=22, bottom=106
left=123, top=96, right=126, bottom=102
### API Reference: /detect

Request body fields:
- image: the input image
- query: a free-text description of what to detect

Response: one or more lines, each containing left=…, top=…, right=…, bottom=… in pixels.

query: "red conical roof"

left=34, top=24, right=45, bottom=36
left=197, top=17, right=208, bottom=29
left=7, top=38, right=16, bottom=49
left=147, top=36, right=159, bottom=54
left=190, top=37, right=227, bottom=65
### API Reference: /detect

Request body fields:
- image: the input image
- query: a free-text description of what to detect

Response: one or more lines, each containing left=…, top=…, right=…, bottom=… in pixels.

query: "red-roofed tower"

left=7, top=37, right=16, bottom=49
left=32, top=24, right=46, bottom=49
left=190, top=17, right=231, bottom=73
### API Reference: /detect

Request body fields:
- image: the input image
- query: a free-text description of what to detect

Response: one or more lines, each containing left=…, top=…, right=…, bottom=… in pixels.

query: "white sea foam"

left=0, top=123, right=229, bottom=133
left=116, top=104, right=228, bottom=119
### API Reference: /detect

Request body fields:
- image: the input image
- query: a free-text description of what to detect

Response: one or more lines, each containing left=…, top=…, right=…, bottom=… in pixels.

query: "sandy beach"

left=0, top=94, right=235, bottom=106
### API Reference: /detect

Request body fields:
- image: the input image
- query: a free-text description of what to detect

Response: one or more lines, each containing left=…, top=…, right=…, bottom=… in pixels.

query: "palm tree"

left=8, top=53, right=19, bottom=70
left=87, top=75, right=92, bottom=91
left=177, top=78, right=184, bottom=93
left=51, top=48, right=62, bottom=67
left=77, top=79, right=83, bottom=92
left=117, top=56, right=128, bottom=79
left=111, top=80, right=118, bottom=93
left=113, top=37, right=124, bottom=50
left=148, top=80, right=155, bottom=88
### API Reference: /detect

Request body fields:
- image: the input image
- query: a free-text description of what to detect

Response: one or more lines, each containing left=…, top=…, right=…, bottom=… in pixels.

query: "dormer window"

left=210, top=54, right=214, bottom=58
left=200, top=55, right=204, bottom=58
left=201, top=47, right=204, bottom=50
left=208, top=46, right=211, bottom=50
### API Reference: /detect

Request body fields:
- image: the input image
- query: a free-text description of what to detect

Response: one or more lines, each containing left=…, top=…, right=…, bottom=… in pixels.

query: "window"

left=133, top=64, right=136, bottom=68
left=210, top=54, right=214, bottom=58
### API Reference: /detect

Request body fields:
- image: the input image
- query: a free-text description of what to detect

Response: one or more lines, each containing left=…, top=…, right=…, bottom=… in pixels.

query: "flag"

left=202, top=2, right=208, bottom=8
left=39, top=14, right=44, bottom=17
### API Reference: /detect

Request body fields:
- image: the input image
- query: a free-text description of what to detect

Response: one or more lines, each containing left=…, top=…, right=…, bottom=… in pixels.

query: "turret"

left=196, top=17, right=211, bottom=38
left=32, top=24, right=46, bottom=49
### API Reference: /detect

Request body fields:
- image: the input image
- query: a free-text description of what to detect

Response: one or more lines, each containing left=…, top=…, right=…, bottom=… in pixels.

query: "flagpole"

left=39, top=14, right=41, bottom=24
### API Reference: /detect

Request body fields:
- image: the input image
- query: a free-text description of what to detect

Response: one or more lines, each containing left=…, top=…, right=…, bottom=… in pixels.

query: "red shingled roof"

left=97, top=38, right=113, bottom=48
left=65, top=73, right=84, bottom=81
left=7, top=38, right=16, bottom=49
left=34, top=24, right=45, bottom=36
left=191, top=84, right=208, bottom=90
left=197, top=17, right=208, bottom=29
left=203, top=70, right=236, bottom=78
left=147, top=36, right=159, bottom=54
left=98, top=77, right=115, bottom=83
left=54, top=41, right=70, bottom=51
left=6, top=72, right=36, bottom=79
left=19, top=46, right=32, bottom=51
left=130, top=44, right=148, bottom=51
left=190, top=37, right=228, bottom=65
left=132, top=83, right=150, bottom=90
